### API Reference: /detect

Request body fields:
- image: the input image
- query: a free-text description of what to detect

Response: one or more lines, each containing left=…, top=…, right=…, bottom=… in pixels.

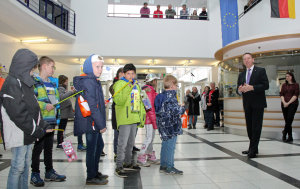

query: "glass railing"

left=107, top=13, right=208, bottom=20
left=17, top=0, right=76, bottom=35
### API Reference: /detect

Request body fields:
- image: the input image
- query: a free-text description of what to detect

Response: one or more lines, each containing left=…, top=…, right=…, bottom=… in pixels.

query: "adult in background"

left=184, top=89, right=191, bottom=113
left=201, top=86, right=210, bottom=129
left=109, top=67, right=124, bottom=161
left=153, top=5, right=163, bottom=18
left=211, top=83, right=220, bottom=127
left=180, top=4, right=189, bottom=19
left=206, top=83, right=219, bottom=131
left=165, top=4, right=176, bottom=19
left=237, top=52, right=269, bottom=158
left=56, top=75, right=75, bottom=149
left=140, top=2, right=150, bottom=18
left=199, top=7, right=208, bottom=20
left=280, top=72, right=299, bottom=143
left=187, top=87, right=201, bottom=129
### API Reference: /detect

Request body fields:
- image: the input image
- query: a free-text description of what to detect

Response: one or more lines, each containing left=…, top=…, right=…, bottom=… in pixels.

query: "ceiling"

left=51, top=55, right=218, bottom=67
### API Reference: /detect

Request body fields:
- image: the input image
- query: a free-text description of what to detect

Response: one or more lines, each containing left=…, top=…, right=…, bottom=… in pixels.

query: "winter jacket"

left=200, top=92, right=208, bottom=110
left=187, top=92, right=201, bottom=115
left=73, top=73, right=106, bottom=136
left=33, top=76, right=60, bottom=125
left=142, top=85, right=157, bottom=129
left=0, top=49, right=49, bottom=149
left=206, top=89, right=219, bottom=111
left=58, top=85, right=75, bottom=119
left=113, top=78, right=146, bottom=129
left=155, top=90, right=185, bottom=141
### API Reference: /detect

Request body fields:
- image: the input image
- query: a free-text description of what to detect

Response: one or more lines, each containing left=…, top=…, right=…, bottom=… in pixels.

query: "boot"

left=192, top=124, right=196, bottom=129
left=282, top=130, right=287, bottom=142
left=147, top=151, right=160, bottom=165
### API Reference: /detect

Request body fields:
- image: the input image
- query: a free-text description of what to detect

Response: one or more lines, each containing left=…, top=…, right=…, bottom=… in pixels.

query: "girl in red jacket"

left=137, top=74, right=160, bottom=166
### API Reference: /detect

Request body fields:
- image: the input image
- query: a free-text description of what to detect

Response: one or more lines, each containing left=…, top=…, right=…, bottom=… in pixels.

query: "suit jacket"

left=237, top=66, right=269, bottom=109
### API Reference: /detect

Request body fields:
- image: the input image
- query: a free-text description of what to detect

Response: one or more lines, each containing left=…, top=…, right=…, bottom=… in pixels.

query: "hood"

left=73, top=73, right=95, bottom=91
left=9, top=49, right=38, bottom=87
left=83, top=54, right=94, bottom=74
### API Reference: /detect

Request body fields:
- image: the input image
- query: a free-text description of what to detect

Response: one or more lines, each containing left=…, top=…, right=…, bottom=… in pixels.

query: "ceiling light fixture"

left=150, top=59, right=157, bottom=66
left=184, top=59, right=192, bottom=66
left=20, top=38, right=49, bottom=43
left=113, top=58, right=119, bottom=65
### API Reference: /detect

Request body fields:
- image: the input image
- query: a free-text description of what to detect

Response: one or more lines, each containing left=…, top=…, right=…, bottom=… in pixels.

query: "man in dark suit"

left=237, top=53, right=269, bottom=158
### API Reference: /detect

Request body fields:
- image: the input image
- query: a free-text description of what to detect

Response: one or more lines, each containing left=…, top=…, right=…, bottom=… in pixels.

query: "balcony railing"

left=107, top=13, right=209, bottom=20
left=17, top=0, right=76, bottom=35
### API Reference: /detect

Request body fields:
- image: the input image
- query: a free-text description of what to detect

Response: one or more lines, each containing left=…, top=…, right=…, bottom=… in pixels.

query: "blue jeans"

left=160, top=136, right=177, bottom=168
left=7, top=144, right=33, bottom=189
left=86, top=131, right=104, bottom=179
left=189, top=115, right=198, bottom=126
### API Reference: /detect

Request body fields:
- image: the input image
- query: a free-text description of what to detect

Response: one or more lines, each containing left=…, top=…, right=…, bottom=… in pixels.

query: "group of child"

left=0, top=49, right=185, bottom=188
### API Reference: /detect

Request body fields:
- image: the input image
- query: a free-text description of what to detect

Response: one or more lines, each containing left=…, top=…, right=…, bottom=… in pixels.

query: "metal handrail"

left=17, top=0, right=76, bottom=35
left=239, top=0, right=262, bottom=19
left=107, top=13, right=209, bottom=20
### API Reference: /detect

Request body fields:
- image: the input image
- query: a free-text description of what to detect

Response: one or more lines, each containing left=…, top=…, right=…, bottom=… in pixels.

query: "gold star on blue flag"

left=220, top=0, right=239, bottom=47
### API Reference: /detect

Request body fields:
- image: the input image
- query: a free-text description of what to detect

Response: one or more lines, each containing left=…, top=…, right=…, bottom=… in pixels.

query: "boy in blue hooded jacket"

left=73, top=55, right=108, bottom=185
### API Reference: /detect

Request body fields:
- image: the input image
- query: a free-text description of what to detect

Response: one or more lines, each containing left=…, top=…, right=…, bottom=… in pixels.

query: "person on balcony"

left=165, top=4, right=176, bottom=19
left=153, top=5, right=163, bottom=18
left=199, top=7, right=208, bottom=20
left=140, top=2, right=150, bottom=18
left=190, top=10, right=199, bottom=20
left=180, top=4, right=189, bottom=19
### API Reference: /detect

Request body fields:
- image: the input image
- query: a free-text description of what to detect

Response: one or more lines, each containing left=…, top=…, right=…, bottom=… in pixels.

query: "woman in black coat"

left=187, top=87, right=201, bottom=129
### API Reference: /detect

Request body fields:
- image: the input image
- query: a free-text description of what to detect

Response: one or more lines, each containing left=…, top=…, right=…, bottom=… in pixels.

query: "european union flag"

left=220, top=0, right=239, bottom=47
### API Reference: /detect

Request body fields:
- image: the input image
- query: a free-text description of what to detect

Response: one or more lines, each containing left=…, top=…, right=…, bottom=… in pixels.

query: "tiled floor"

left=1, top=121, right=300, bottom=189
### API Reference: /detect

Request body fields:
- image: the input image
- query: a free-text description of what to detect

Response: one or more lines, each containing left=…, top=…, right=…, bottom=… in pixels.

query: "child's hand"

left=46, top=104, right=55, bottom=111
left=46, top=129, right=53, bottom=133
left=100, top=128, right=107, bottom=133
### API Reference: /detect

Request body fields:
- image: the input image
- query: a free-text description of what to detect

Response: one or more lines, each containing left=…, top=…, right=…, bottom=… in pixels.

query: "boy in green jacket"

left=113, top=63, right=146, bottom=178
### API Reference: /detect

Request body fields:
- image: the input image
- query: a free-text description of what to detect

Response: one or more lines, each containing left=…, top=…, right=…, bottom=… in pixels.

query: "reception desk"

left=223, top=96, right=300, bottom=139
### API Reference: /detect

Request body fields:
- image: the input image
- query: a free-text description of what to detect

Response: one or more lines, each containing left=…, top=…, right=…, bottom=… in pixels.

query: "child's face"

left=43, top=62, right=55, bottom=77
left=92, top=61, right=103, bottom=77
left=124, top=70, right=136, bottom=81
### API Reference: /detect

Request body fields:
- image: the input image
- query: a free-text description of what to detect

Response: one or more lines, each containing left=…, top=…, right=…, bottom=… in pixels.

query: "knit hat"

left=83, top=54, right=103, bottom=74
left=145, top=73, right=160, bottom=82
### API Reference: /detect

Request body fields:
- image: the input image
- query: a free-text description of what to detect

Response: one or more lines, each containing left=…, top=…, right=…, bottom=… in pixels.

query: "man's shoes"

left=192, top=125, right=196, bottom=129
left=248, top=152, right=257, bottom=159
left=204, top=124, right=208, bottom=129
left=115, top=167, right=128, bottom=178
left=188, top=125, right=192, bottom=130
left=56, top=145, right=63, bottom=149
left=101, top=151, right=106, bottom=156
left=44, top=169, right=66, bottom=182
left=30, top=172, right=45, bottom=187
left=242, top=150, right=249, bottom=154
left=86, top=177, right=108, bottom=185
left=286, top=137, right=293, bottom=143
left=96, top=172, right=108, bottom=180
left=207, top=128, right=214, bottom=131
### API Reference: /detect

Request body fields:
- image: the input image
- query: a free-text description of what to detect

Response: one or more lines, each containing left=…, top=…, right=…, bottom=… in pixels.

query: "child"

left=109, top=67, right=124, bottom=161
left=31, top=56, right=66, bottom=187
left=0, top=49, right=52, bottom=189
left=155, top=75, right=185, bottom=175
left=137, top=73, right=160, bottom=166
left=73, top=54, right=108, bottom=185
left=56, top=75, right=75, bottom=149
left=113, top=63, right=146, bottom=178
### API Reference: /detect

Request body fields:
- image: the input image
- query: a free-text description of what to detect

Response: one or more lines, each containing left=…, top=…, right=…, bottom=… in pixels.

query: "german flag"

left=271, top=0, right=295, bottom=18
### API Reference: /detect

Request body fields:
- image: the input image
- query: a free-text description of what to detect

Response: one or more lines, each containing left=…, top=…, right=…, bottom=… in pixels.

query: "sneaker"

left=165, top=167, right=183, bottom=175
left=45, top=169, right=66, bottom=182
left=86, top=177, right=108, bottom=185
left=30, top=172, right=45, bottom=187
left=133, top=146, right=140, bottom=152
left=137, top=154, right=151, bottom=167
left=96, top=172, right=108, bottom=180
left=147, top=151, right=160, bottom=165
left=114, top=167, right=128, bottom=178
left=78, top=144, right=87, bottom=151
left=123, top=164, right=141, bottom=171
left=159, top=166, right=167, bottom=173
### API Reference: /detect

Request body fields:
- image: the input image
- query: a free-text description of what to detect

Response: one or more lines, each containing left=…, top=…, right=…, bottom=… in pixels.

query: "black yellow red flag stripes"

left=271, top=0, right=295, bottom=18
